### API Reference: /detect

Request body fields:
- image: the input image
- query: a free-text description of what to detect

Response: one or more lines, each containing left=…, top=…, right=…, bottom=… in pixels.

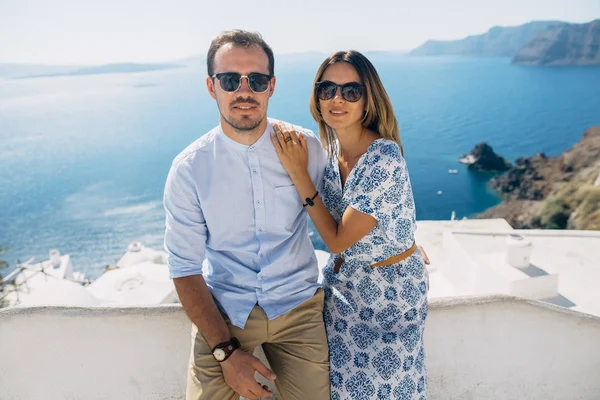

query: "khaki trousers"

left=186, top=289, right=330, bottom=400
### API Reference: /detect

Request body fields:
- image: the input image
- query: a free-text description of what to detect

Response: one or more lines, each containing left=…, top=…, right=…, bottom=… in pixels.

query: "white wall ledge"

left=2, top=295, right=600, bottom=400
left=429, top=294, right=600, bottom=321
left=451, top=229, right=600, bottom=238
left=3, top=294, right=600, bottom=321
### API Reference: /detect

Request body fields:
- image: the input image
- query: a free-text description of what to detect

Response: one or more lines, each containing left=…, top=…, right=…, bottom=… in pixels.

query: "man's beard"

left=222, top=113, right=264, bottom=133
left=220, top=97, right=265, bottom=134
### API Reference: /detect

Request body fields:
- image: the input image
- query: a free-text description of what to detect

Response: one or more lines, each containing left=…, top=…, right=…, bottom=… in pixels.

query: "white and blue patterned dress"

left=320, top=139, right=428, bottom=400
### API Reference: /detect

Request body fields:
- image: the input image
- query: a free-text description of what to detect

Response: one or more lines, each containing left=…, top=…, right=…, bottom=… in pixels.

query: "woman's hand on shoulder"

left=271, top=122, right=310, bottom=179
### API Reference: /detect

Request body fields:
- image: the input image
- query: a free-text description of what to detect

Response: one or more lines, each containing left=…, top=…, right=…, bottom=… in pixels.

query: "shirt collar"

left=217, top=118, right=274, bottom=152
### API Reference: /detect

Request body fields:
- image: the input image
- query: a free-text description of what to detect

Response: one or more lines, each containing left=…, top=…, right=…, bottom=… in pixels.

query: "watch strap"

left=211, top=337, right=240, bottom=362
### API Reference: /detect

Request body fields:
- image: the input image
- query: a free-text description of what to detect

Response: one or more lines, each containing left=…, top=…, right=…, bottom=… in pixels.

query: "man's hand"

left=221, top=349, right=276, bottom=400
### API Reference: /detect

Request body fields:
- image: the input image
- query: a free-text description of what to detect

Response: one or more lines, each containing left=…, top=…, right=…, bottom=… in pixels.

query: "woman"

left=271, top=50, right=428, bottom=400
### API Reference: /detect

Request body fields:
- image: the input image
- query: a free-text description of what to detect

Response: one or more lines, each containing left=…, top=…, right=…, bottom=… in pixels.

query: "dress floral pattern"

left=321, top=139, right=428, bottom=400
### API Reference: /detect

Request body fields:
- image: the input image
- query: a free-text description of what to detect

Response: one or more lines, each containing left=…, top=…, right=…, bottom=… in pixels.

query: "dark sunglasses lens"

left=317, top=82, right=337, bottom=100
left=248, top=74, right=270, bottom=92
left=219, top=73, right=241, bottom=92
left=341, top=84, right=363, bottom=102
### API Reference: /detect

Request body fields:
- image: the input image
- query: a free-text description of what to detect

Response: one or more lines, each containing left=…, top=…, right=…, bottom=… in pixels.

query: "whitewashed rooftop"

left=415, top=218, right=600, bottom=317
left=86, top=262, right=177, bottom=306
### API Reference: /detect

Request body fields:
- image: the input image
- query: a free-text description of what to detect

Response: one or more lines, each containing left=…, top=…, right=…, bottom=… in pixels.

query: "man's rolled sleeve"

left=163, top=157, right=207, bottom=279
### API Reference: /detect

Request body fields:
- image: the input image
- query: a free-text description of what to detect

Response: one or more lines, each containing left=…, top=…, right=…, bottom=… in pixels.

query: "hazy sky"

left=1, top=0, right=599, bottom=65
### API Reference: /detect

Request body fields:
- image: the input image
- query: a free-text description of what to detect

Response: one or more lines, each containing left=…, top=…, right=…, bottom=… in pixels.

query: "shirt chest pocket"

left=271, top=185, right=304, bottom=234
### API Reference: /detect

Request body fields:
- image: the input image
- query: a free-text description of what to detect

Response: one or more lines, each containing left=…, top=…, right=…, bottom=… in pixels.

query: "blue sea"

left=1, top=55, right=599, bottom=279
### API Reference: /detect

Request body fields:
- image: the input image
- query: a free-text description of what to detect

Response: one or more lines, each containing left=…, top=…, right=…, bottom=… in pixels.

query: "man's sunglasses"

left=212, top=72, right=272, bottom=93
left=315, top=81, right=365, bottom=102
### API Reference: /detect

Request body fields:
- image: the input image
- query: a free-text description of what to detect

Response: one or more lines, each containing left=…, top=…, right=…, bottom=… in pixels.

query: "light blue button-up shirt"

left=164, top=118, right=328, bottom=328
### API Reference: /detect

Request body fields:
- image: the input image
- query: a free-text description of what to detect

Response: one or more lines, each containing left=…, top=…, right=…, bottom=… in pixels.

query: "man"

left=163, top=30, right=330, bottom=400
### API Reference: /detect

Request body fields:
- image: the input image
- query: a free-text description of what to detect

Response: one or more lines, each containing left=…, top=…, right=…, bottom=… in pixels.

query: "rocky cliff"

left=410, top=21, right=561, bottom=57
left=513, top=19, right=600, bottom=65
left=477, top=126, right=600, bottom=230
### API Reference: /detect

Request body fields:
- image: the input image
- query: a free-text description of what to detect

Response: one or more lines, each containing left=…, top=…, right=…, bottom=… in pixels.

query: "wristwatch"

left=211, top=337, right=240, bottom=362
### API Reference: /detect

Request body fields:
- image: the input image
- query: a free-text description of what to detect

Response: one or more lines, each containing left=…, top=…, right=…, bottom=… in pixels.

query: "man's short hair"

left=207, top=30, right=275, bottom=77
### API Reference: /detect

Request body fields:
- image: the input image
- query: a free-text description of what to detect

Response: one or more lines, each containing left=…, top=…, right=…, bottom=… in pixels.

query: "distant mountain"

left=0, top=63, right=80, bottom=79
left=11, top=63, right=183, bottom=79
left=410, top=21, right=562, bottom=57
left=0, top=53, right=335, bottom=79
left=512, top=19, right=600, bottom=65
left=173, top=55, right=204, bottom=67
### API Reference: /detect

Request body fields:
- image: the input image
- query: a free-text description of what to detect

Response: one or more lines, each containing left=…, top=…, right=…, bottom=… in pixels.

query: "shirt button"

left=252, top=169, right=257, bottom=174
left=257, top=273, right=263, bottom=280
left=257, top=200, right=261, bottom=205
left=249, top=146, right=254, bottom=151
left=260, top=253, right=265, bottom=258
left=258, top=228, right=263, bottom=232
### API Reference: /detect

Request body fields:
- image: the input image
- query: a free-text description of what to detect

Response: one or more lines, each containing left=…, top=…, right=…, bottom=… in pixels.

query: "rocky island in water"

left=459, top=143, right=512, bottom=172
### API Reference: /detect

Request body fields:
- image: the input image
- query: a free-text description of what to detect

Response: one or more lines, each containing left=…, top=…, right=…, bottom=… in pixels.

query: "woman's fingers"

left=274, top=123, right=291, bottom=146
left=282, top=124, right=295, bottom=146
left=273, top=123, right=283, bottom=141
left=277, top=125, right=291, bottom=150
left=274, top=123, right=295, bottom=148
left=298, top=132, right=308, bottom=149
left=270, top=132, right=282, bottom=154
left=273, top=122, right=309, bottom=153
left=271, top=124, right=284, bottom=151
left=287, top=124, right=300, bottom=145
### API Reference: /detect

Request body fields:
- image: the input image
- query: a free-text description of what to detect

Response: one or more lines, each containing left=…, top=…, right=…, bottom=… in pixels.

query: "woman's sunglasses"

left=315, top=81, right=365, bottom=102
left=212, top=72, right=272, bottom=93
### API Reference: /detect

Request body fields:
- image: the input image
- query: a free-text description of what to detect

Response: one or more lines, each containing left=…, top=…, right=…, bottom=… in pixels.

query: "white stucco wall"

left=1, top=296, right=600, bottom=400
left=425, top=297, right=600, bottom=399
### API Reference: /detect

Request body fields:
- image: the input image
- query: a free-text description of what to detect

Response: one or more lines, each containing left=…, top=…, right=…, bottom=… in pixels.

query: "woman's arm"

left=271, top=123, right=376, bottom=253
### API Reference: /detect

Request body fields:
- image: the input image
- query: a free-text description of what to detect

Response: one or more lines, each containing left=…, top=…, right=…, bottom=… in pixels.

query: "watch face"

left=213, top=348, right=226, bottom=361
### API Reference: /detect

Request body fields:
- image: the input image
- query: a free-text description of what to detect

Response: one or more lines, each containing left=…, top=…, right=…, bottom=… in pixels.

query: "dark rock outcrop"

left=461, top=143, right=512, bottom=172
left=513, top=19, right=600, bottom=66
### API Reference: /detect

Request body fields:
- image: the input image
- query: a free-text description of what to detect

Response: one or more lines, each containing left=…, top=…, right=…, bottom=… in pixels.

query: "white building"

left=417, top=218, right=600, bottom=317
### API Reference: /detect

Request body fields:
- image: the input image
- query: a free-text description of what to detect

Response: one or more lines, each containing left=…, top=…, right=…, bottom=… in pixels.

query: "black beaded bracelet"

left=303, top=191, right=319, bottom=207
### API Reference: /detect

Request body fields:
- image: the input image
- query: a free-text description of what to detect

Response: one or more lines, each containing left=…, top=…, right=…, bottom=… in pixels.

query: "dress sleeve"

left=348, top=141, right=417, bottom=249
